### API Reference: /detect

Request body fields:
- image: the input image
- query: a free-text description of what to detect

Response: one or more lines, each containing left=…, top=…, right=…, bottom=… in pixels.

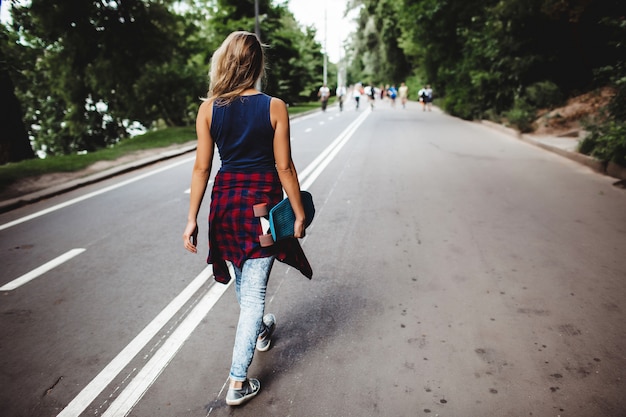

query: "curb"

left=0, top=144, right=198, bottom=213
left=479, top=120, right=626, bottom=182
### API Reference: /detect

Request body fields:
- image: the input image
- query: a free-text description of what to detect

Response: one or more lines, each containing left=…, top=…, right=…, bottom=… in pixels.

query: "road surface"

left=1, top=99, right=625, bottom=417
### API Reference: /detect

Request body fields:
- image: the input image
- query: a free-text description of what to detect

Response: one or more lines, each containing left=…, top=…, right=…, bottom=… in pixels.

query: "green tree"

left=9, top=0, right=197, bottom=155
left=0, top=25, right=36, bottom=164
left=346, top=0, right=411, bottom=86
left=394, top=0, right=626, bottom=120
left=1, top=0, right=350, bottom=161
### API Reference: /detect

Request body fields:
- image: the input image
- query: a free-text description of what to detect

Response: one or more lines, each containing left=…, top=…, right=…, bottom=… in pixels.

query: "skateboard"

left=253, top=191, right=315, bottom=247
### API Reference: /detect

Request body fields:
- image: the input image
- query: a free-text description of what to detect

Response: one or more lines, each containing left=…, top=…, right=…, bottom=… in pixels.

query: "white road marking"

left=299, top=108, right=371, bottom=190
left=56, top=266, right=213, bottom=417
left=0, top=248, right=86, bottom=291
left=102, top=276, right=233, bottom=417
left=0, top=157, right=195, bottom=232
left=289, top=112, right=319, bottom=124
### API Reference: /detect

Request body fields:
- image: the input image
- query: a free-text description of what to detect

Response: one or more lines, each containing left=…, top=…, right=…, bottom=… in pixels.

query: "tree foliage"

left=0, top=25, right=36, bottom=164
left=347, top=0, right=625, bottom=116
left=4, top=0, right=624, bottom=164
left=345, top=0, right=410, bottom=86
left=7, top=0, right=199, bottom=155
left=1, top=0, right=327, bottom=160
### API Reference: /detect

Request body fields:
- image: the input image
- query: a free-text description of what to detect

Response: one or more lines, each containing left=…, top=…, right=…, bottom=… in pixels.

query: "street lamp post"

left=323, top=5, right=327, bottom=86
left=254, top=0, right=260, bottom=40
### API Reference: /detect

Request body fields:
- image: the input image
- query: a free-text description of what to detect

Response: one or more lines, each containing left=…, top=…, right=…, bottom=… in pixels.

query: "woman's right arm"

left=183, top=100, right=215, bottom=253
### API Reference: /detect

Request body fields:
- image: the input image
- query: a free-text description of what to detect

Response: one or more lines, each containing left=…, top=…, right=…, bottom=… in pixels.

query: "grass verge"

left=0, top=126, right=196, bottom=193
left=0, top=103, right=324, bottom=194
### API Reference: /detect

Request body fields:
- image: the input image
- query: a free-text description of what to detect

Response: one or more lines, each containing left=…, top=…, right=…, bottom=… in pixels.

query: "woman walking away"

left=399, top=82, right=408, bottom=108
left=183, top=31, right=312, bottom=407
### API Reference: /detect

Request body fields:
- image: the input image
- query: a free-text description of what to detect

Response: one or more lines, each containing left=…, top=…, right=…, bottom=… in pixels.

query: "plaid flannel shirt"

left=207, top=170, right=312, bottom=284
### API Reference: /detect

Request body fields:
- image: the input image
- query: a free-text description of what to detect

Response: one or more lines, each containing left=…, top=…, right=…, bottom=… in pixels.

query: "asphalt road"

left=1, top=99, right=625, bottom=417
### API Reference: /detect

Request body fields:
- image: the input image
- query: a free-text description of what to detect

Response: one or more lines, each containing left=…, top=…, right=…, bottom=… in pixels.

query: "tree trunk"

left=0, top=70, right=35, bottom=164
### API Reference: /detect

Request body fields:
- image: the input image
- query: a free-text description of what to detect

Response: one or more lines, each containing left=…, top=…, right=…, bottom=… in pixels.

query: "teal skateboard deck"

left=254, top=191, right=315, bottom=247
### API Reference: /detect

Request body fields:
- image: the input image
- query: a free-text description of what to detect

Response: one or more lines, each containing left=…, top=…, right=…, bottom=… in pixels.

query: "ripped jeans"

left=229, top=256, right=275, bottom=381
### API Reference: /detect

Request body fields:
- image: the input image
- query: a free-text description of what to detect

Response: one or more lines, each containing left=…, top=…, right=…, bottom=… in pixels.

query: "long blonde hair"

left=207, top=31, right=266, bottom=105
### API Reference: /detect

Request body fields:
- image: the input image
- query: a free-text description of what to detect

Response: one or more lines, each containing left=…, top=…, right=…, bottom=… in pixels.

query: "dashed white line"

left=0, top=248, right=86, bottom=291
left=0, top=157, right=195, bottom=232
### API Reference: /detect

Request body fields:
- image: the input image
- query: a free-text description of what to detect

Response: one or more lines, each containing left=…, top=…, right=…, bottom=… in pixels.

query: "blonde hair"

left=207, top=31, right=266, bottom=105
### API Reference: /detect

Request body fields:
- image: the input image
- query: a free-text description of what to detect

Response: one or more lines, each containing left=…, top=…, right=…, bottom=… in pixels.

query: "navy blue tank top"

left=210, top=93, right=275, bottom=172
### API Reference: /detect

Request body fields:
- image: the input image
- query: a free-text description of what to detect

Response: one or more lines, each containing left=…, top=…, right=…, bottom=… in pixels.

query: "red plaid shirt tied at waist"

left=207, top=170, right=313, bottom=284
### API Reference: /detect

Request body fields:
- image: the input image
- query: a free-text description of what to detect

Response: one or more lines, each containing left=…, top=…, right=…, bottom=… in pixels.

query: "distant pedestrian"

left=318, top=83, right=330, bottom=111
left=387, top=85, right=398, bottom=107
left=183, top=31, right=312, bottom=407
left=399, top=82, right=409, bottom=108
left=367, top=84, right=376, bottom=109
left=425, top=84, right=433, bottom=111
left=336, top=85, right=346, bottom=111
left=353, top=83, right=362, bottom=109
left=418, top=85, right=427, bottom=111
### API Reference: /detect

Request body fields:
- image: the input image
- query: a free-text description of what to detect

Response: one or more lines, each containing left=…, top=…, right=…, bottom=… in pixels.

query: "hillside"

left=532, top=87, right=614, bottom=137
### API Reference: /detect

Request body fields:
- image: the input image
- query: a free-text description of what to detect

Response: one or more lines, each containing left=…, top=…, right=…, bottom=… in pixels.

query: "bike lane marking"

left=56, top=266, right=213, bottom=417
left=101, top=272, right=233, bottom=417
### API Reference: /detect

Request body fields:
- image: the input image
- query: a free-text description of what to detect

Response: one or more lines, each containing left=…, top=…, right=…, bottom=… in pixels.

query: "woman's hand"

left=293, top=218, right=305, bottom=239
left=183, top=221, right=199, bottom=253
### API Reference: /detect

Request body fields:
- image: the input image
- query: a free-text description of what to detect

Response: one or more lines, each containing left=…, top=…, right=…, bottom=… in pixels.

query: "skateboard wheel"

left=253, top=203, right=268, bottom=217
left=259, top=233, right=274, bottom=247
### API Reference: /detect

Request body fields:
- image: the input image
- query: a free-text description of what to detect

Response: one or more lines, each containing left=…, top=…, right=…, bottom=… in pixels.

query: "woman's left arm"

left=271, top=97, right=305, bottom=238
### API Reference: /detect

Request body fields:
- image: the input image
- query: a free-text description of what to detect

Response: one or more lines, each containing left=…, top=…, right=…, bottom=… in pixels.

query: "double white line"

left=299, top=108, right=370, bottom=191
left=57, top=108, right=371, bottom=417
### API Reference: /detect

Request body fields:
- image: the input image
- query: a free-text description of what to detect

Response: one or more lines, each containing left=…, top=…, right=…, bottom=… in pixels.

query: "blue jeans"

left=229, top=256, right=275, bottom=381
